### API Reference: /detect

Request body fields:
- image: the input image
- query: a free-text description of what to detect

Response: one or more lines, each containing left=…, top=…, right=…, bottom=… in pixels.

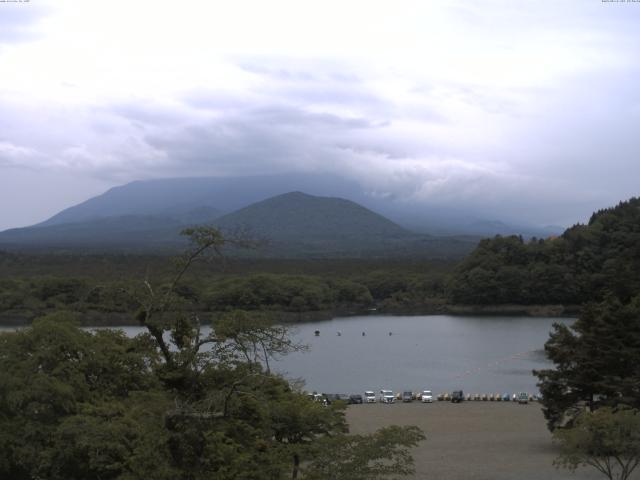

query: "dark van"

left=451, top=390, right=464, bottom=403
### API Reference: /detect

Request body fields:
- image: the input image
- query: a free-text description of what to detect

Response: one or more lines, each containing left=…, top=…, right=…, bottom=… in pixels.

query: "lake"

left=0, top=314, right=571, bottom=396
left=274, top=314, right=570, bottom=395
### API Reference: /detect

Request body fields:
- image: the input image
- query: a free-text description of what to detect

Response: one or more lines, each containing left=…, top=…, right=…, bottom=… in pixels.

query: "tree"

left=0, top=313, right=174, bottom=480
left=553, top=407, right=640, bottom=480
left=0, top=227, right=426, bottom=479
left=535, top=295, right=640, bottom=430
left=302, top=425, right=425, bottom=480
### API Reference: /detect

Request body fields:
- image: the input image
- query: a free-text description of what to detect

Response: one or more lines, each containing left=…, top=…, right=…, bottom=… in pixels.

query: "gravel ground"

left=346, top=401, right=624, bottom=480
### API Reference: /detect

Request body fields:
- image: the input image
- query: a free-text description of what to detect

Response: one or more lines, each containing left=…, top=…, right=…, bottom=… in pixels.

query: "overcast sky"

left=1, top=0, right=639, bottom=231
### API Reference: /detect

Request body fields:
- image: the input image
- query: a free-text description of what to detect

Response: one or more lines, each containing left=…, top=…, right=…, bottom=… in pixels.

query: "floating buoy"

left=314, top=330, right=320, bottom=336
left=362, top=332, right=366, bottom=336
left=337, top=331, right=341, bottom=336
left=389, top=332, right=393, bottom=336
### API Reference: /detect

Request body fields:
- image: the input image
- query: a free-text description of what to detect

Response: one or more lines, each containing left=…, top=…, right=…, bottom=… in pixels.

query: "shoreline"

left=0, top=303, right=580, bottom=327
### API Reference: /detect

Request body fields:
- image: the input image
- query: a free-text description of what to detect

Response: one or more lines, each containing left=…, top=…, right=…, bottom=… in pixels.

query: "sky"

left=1, top=0, right=639, bottom=231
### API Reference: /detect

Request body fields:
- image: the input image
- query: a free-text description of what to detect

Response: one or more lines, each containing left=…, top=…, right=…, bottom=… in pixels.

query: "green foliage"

left=0, top=254, right=454, bottom=324
left=553, top=407, right=640, bottom=480
left=0, top=227, right=425, bottom=479
left=0, top=313, right=171, bottom=480
left=535, top=295, right=640, bottom=430
left=303, top=425, right=425, bottom=480
left=206, top=274, right=373, bottom=312
left=449, top=197, right=640, bottom=305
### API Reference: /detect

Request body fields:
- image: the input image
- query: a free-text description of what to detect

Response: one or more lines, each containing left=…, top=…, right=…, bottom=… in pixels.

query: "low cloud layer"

left=1, top=0, right=639, bottom=230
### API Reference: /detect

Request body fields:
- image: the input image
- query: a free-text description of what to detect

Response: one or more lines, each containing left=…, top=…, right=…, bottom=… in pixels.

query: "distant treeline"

left=0, top=256, right=453, bottom=325
left=448, top=197, right=640, bottom=305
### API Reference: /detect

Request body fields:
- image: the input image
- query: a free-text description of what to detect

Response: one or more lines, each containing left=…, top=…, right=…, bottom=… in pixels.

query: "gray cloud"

left=1, top=1, right=640, bottom=231
left=4, top=61, right=639, bottom=229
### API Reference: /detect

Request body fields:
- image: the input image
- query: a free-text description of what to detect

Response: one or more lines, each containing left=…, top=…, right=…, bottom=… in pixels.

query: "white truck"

left=379, top=389, right=396, bottom=404
left=421, top=390, right=433, bottom=403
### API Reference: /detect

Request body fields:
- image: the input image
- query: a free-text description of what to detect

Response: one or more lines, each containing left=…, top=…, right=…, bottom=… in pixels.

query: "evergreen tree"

left=535, top=295, right=640, bottom=430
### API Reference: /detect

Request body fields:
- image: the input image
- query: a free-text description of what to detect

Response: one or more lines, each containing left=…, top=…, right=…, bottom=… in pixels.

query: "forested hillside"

left=449, top=197, right=640, bottom=305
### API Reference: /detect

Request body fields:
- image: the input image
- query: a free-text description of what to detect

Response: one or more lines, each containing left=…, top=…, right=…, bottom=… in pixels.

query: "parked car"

left=402, top=391, right=413, bottom=402
left=364, top=391, right=376, bottom=403
left=379, top=389, right=396, bottom=404
left=451, top=390, right=464, bottom=403
left=349, top=394, right=363, bottom=404
left=421, top=390, right=433, bottom=403
left=517, top=392, right=529, bottom=404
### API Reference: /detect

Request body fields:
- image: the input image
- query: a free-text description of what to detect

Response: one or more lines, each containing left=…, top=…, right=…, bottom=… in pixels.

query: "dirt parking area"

left=346, top=402, right=618, bottom=480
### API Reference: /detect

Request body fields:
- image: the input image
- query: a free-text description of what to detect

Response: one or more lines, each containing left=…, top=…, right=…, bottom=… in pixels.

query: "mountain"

left=0, top=215, right=189, bottom=252
left=33, top=174, right=560, bottom=237
left=214, top=192, right=412, bottom=257
left=0, top=191, right=477, bottom=258
left=216, top=191, right=408, bottom=240
left=38, top=174, right=362, bottom=227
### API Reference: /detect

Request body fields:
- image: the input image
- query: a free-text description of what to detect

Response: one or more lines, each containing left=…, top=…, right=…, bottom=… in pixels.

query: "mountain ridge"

left=0, top=190, right=478, bottom=258
left=29, top=174, right=562, bottom=238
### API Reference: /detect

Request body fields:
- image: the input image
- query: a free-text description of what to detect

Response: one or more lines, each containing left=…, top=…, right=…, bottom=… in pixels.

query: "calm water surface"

left=274, top=314, right=571, bottom=395
left=1, top=315, right=571, bottom=395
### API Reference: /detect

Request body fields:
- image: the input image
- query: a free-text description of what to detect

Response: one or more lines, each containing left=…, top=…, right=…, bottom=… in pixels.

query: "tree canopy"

left=535, top=295, right=640, bottom=431
left=0, top=227, right=425, bottom=479
left=554, top=407, right=640, bottom=480
left=449, top=197, right=640, bottom=306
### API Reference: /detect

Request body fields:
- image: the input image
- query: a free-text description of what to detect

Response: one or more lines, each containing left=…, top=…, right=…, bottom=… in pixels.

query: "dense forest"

left=1, top=197, right=639, bottom=325
left=449, top=197, right=640, bottom=306
left=0, top=254, right=452, bottom=325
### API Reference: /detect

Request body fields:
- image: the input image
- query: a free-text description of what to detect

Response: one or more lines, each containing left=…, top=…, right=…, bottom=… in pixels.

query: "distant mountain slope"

left=0, top=215, right=189, bottom=251
left=216, top=191, right=409, bottom=240
left=34, top=174, right=560, bottom=237
left=39, top=174, right=362, bottom=226
left=214, top=192, right=475, bottom=258
left=0, top=191, right=477, bottom=258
